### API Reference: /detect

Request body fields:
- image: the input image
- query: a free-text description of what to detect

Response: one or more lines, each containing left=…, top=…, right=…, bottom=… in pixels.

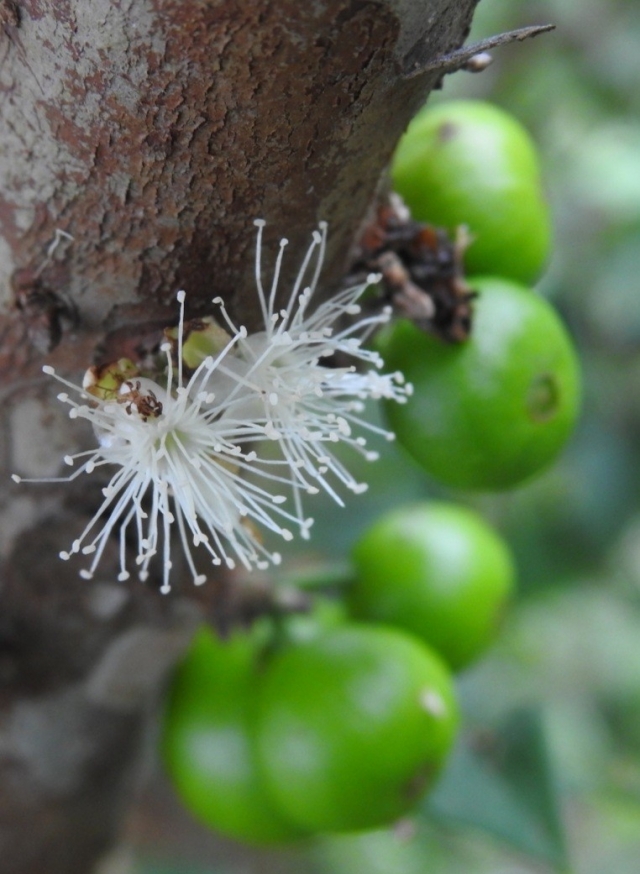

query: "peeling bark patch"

left=0, top=0, right=479, bottom=383
left=0, top=0, right=165, bottom=310
left=153, top=0, right=404, bottom=323
left=0, top=1, right=21, bottom=29
left=1, top=0, right=407, bottom=373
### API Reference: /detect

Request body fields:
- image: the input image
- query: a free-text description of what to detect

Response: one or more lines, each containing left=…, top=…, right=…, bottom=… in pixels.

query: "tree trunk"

left=0, top=2, right=479, bottom=871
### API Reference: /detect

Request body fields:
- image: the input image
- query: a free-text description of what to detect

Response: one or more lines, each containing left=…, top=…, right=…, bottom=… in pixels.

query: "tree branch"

left=0, top=2, right=482, bottom=870
left=402, top=23, right=555, bottom=79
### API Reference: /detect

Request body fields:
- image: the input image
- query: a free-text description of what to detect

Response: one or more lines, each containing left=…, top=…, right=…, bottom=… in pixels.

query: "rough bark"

left=0, top=2, right=479, bottom=872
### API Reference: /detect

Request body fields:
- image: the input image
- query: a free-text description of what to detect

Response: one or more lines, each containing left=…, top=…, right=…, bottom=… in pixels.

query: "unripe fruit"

left=378, top=276, right=581, bottom=491
left=161, top=627, right=305, bottom=845
left=255, top=624, right=459, bottom=833
left=392, top=100, right=551, bottom=284
left=349, top=502, right=516, bottom=670
left=280, top=595, right=347, bottom=644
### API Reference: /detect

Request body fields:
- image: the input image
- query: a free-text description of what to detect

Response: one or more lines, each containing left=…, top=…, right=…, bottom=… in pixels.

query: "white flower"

left=12, top=221, right=411, bottom=594
left=12, top=292, right=309, bottom=593
left=209, top=220, right=412, bottom=515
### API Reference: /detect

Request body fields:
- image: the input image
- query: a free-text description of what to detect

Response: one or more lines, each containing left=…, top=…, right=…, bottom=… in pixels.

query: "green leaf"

left=425, top=707, right=569, bottom=870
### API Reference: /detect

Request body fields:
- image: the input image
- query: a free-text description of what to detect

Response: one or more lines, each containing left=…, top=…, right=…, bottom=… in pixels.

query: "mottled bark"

left=0, top=2, right=479, bottom=872
left=2, top=0, right=477, bottom=374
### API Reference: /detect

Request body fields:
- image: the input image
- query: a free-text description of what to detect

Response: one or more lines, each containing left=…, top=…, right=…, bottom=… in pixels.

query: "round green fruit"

left=378, top=276, right=581, bottom=491
left=349, top=502, right=516, bottom=670
left=255, top=624, right=459, bottom=833
left=280, top=594, right=347, bottom=645
left=392, top=100, right=551, bottom=284
left=161, top=626, right=304, bottom=845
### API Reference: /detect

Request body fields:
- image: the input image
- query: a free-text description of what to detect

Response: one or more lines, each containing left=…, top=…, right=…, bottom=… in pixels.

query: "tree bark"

left=0, top=2, right=479, bottom=871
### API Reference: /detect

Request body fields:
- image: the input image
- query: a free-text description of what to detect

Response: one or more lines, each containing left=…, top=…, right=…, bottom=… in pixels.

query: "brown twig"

left=403, top=23, right=555, bottom=79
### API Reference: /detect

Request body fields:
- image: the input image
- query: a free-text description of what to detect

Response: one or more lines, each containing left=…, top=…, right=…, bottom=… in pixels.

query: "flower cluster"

left=12, top=221, right=411, bottom=593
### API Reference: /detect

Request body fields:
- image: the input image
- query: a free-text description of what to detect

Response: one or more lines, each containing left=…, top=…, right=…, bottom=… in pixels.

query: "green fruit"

left=392, top=100, right=551, bottom=284
left=161, top=626, right=304, bottom=845
left=349, top=502, right=516, bottom=670
left=378, top=276, right=581, bottom=491
left=256, top=625, right=459, bottom=833
left=280, top=595, right=347, bottom=645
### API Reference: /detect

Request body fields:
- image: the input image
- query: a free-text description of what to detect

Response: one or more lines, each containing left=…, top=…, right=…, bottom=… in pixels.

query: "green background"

left=131, top=2, right=640, bottom=872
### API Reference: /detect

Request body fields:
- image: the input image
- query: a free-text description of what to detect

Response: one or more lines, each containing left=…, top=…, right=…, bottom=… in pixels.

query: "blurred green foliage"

left=138, top=2, right=640, bottom=872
